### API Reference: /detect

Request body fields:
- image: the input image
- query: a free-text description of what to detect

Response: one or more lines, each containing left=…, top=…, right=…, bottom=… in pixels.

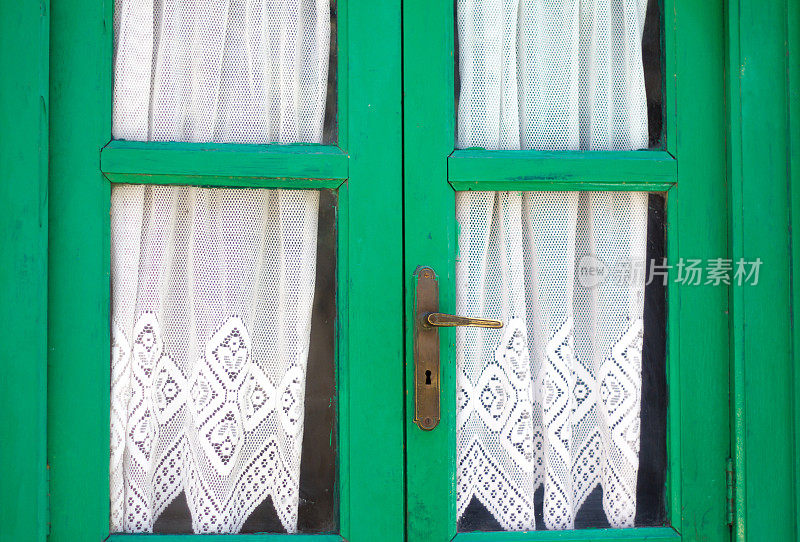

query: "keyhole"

left=425, top=370, right=432, bottom=385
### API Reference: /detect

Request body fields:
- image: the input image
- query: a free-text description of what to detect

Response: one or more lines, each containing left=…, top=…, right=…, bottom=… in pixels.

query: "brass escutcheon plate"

left=413, top=266, right=440, bottom=431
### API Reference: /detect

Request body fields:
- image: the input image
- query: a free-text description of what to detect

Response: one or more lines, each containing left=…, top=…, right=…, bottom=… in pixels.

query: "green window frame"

left=44, top=1, right=405, bottom=541
left=402, top=1, right=730, bottom=541
left=727, top=1, right=799, bottom=540
left=2, top=1, right=800, bottom=541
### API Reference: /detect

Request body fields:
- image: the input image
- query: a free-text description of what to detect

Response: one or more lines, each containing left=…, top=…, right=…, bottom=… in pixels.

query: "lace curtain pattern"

left=110, top=0, right=329, bottom=533
left=455, top=0, right=650, bottom=531
left=112, top=0, right=330, bottom=143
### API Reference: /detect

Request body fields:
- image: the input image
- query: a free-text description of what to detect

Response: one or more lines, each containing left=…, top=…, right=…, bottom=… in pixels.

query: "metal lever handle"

left=412, top=266, right=505, bottom=432
left=423, top=312, right=503, bottom=329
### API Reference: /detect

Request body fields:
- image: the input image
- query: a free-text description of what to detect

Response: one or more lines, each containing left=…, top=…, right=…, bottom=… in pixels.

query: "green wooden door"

left=46, top=1, right=404, bottom=541
left=6, top=0, right=800, bottom=541
left=403, top=1, right=730, bottom=541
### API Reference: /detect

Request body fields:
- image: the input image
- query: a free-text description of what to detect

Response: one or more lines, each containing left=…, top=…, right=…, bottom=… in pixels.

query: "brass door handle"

left=412, top=266, right=504, bottom=432
left=422, top=312, right=503, bottom=329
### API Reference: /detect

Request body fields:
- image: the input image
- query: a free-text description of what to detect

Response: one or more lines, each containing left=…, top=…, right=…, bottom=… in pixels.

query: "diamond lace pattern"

left=455, top=193, right=648, bottom=530
left=455, top=0, right=650, bottom=530
left=112, top=309, right=311, bottom=533
left=110, top=186, right=319, bottom=534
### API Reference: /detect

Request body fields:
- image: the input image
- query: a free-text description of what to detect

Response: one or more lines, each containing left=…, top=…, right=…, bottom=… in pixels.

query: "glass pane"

left=454, top=0, right=664, bottom=149
left=110, top=188, right=338, bottom=534
left=112, top=0, right=338, bottom=144
left=454, top=191, right=667, bottom=532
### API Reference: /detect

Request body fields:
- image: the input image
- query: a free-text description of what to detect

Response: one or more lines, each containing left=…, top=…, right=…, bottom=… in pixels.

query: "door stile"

left=403, top=0, right=458, bottom=540
left=403, top=0, right=730, bottom=540
left=0, top=1, right=50, bottom=540
left=47, top=0, right=405, bottom=540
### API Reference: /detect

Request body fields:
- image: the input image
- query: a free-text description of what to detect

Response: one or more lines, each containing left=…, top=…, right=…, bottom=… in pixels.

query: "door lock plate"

left=412, top=266, right=502, bottom=431
left=413, top=266, right=440, bottom=431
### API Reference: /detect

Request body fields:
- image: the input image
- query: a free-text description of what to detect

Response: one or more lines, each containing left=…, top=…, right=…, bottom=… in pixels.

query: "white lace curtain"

left=110, top=0, right=329, bottom=533
left=455, top=0, right=650, bottom=531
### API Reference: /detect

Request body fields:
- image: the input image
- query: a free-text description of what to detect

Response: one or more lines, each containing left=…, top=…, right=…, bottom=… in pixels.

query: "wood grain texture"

left=790, top=0, right=800, bottom=539
left=672, top=0, right=729, bottom=539
left=341, top=0, right=405, bottom=540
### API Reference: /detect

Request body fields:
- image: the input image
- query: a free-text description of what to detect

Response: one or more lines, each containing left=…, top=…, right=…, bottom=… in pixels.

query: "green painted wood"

left=341, top=0, right=405, bottom=539
left=0, top=1, right=49, bottom=541
left=449, top=181, right=674, bottom=192
left=663, top=187, right=681, bottom=526
left=30, top=0, right=791, bottom=540
left=727, top=0, right=796, bottom=540
left=402, top=0, right=457, bottom=540
left=454, top=527, right=680, bottom=542
left=725, top=0, right=745, bottom=538
left=103, top=174, right=345, bottom=190
left=48, top=0, right=404, bottom=541
left=48, top=0, right=113, bottom=539
left=671, top=1, right=729, bottom=539
left=334, top=0, right=348, bottom=151
left=334, top=182, right=351, bottom=537
left=448, top=150, right=677, bottom=184
left=664, top=0, right=677, bottom=155
left=789, top=0, right=800, bottom=540
left=101, top=141, right=348, bottom=181
left=404, top=0, right=730, bottom=541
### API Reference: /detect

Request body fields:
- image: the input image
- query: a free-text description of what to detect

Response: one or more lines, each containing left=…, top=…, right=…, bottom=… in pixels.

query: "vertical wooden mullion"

left=728, top=0, right=795, bottom=539
left=726, top=0, right=746, bottom=537
left=334, top=0, right=348, bottom=152
left=672, top=0, right=730, bottom=539
left=335, top=182, right=351, bottom=537
left=664, top=0, right=678, bottom=155
left=0, top=1, right=50, bottom=540
left=48, top=0, right=113, bottom=539
left=338, top=0, right=405, bottom=540
left=664, top=184, right=682, bottom=532
left=790, top=0, right=800, bottom=538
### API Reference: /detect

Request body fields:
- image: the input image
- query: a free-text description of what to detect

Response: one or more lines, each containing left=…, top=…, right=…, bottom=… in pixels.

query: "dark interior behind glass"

left=643, top=0, right=664, bottom=148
